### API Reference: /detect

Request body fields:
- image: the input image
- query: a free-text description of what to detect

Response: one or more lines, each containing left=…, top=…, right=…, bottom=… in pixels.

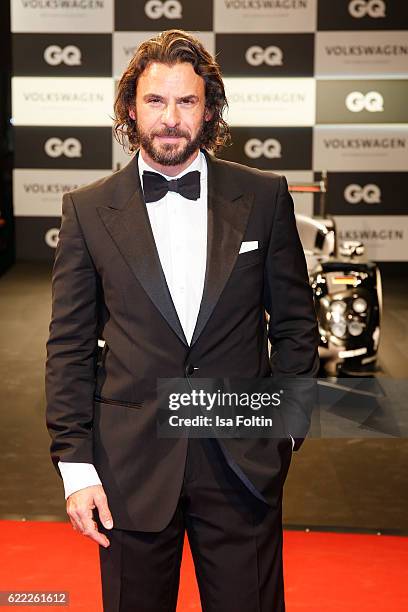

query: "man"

left=45, top=29, right=319, bottom=612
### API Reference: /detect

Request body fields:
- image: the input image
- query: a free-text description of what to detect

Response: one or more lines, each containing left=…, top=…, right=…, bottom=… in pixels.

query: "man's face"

left=130, top=61, right=212, bottom=168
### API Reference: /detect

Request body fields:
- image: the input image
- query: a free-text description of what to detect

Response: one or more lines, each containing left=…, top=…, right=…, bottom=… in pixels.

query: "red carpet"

left=1, top=521, right=407, bottom=610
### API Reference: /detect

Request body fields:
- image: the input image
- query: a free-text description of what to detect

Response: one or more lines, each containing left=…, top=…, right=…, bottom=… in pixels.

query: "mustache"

left=152, top=128, right=190, bottom=139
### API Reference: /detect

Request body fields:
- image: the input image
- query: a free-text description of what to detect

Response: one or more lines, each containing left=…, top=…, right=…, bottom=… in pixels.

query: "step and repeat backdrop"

left=10, top=0, right=408, bottom=261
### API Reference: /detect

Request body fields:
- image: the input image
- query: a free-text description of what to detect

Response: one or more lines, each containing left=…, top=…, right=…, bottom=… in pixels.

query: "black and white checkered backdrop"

left=10, top=0, right=408, bottom=261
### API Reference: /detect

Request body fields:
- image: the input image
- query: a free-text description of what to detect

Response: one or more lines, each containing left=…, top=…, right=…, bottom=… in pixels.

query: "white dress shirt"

left=139, top=149, right=208, bottom=344
left=59, top=149, right=208, bottom=499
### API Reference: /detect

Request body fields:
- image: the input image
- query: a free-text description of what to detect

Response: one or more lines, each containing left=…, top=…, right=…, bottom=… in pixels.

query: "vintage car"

left=294, top=212, right=382, bottom=377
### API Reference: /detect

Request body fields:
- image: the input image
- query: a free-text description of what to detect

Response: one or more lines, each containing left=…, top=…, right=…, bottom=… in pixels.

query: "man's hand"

left=67, top=484, right=113, bottom=548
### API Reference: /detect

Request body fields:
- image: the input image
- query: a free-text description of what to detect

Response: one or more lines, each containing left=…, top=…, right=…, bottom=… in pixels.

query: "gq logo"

left=245, top=46, right=283, bottom=67
left=44, top=138, right=82, bottom=159
left=144, top=0, right=182, bottom=19
left=344, top=184, right=381, bottom=204
left=244, top=139, right=282, bottom=159
left=345, top=91, right=384, bottom=113
left=43, top=45, right=82, bottom=66
left=348, top=0, right=386, bottom=18
left=45, top=228, right=60, bottom=249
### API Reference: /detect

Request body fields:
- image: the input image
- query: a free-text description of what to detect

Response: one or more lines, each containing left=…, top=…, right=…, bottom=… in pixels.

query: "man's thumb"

left=96, top=498, right=113, bottom=529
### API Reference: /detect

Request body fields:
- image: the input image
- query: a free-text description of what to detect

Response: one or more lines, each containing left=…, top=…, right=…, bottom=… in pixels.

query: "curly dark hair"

left=113, top=29, right=230, bottom=154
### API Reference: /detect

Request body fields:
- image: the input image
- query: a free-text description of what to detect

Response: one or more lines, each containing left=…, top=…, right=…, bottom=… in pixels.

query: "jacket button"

left=185, top=363, right=195, bottom=376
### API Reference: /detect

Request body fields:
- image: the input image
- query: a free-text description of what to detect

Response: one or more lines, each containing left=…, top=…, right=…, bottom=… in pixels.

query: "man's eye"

left=148, top=98, right=162, bottom=104
left=180, top=99, right=194, bottom=105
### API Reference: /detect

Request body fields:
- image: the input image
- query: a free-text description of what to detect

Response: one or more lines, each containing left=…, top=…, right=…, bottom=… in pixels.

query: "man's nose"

left=162, top=103, right=180, bottom=126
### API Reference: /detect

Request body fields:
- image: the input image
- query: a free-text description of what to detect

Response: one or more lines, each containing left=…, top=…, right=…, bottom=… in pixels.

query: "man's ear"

left=204, top=107, right=213, bottom=122
left=129, top=108, right=136, bottom=121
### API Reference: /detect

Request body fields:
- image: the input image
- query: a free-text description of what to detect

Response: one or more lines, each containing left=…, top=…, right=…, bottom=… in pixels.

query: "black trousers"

left=98, top=437, right=286, bottom=612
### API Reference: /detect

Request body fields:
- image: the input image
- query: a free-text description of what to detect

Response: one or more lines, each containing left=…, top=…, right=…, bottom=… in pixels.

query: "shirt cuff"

left=58, top=461, right=102, bottom=499
left=289, top=435, right=295, bottom=450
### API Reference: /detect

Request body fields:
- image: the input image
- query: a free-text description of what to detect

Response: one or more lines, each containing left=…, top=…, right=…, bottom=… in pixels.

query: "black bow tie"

left=142, top=170, right=201, bottom=203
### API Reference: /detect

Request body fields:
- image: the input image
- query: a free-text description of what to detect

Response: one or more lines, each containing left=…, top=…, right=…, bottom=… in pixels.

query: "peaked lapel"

left=96, top=153, right=188, bottom=346
left=190, top=150, right=254, bottom=346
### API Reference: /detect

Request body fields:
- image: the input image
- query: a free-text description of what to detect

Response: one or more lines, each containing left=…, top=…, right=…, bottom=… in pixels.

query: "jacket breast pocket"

left=234, top=247, right=264, bottom=271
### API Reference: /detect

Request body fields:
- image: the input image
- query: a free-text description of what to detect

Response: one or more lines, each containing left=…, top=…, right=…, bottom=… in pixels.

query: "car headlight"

left=330, top=320, right=347, bottom=338
left=348, top=320, right=365, bottom=336
left=330, top=300, right=347, bottom=315
left=352, top=297, right=367, bottom=314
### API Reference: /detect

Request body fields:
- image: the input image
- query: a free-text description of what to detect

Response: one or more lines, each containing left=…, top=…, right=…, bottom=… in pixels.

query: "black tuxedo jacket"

left=45, top=149, right=319, bottom=531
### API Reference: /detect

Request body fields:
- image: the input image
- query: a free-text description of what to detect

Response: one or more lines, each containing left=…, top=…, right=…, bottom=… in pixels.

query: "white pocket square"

left=239, top=241, right=258, bottom=254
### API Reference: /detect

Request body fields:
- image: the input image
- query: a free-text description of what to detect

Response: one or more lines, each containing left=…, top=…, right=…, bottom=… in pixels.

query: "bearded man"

left=46, top=29, right=319, bottom=612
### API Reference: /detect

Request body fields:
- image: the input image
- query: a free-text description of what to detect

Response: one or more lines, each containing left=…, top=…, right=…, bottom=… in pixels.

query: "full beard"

left=136, top=121, right=205, bottom=167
